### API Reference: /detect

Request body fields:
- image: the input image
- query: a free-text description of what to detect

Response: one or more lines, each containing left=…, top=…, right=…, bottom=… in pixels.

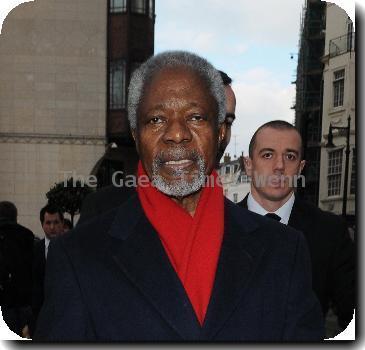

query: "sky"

left=154, top=0, right=355, bottom=159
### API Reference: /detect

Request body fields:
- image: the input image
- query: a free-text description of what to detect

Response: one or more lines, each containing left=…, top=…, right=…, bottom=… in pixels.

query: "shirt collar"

left=247, top=192, right=295, bottom=225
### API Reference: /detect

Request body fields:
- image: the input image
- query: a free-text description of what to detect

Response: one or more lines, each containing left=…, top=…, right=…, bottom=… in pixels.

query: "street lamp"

left=325, top=115, right=351, bottom=217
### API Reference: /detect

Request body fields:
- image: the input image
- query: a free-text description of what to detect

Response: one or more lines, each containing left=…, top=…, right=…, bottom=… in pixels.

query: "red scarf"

left=137, top=161, right=224, bottom=325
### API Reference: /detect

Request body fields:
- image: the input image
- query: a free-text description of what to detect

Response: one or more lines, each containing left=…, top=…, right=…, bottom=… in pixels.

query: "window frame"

left=327, top=149, right=343, bottom=197
left=131, top=0, right=147, bottom=14
left=333, top=69, right=345, bottom=108
left=109, top=59, right=126, bottom=110
left=110, top=0, right=127, bottom=13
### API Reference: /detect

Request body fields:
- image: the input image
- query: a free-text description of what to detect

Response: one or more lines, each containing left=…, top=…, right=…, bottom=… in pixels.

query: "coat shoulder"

left=293, top=198, right=347, bottom=230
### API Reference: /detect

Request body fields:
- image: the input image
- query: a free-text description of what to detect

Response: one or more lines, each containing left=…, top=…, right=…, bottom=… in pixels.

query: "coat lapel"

left=107, top=195, right=201, bottom=340
left=201, top=199, right=265, bottom=339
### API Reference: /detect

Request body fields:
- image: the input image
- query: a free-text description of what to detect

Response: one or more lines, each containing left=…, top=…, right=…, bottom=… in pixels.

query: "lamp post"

left=325, top=115, right=351, bottom=217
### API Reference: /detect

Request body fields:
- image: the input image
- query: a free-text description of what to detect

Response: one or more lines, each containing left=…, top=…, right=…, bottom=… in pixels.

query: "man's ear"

left=244, top=156, right=253, bottom=177
left=299, top=160, right=306, bottom=174
left=218, top=122, right=227, bottom=148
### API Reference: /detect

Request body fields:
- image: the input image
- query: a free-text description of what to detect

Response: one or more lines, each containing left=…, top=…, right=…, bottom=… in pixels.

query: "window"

left=233, top=193, right=238, bottom=203
left=327, top=149, right=343, bottom=196
left=110, top=0, right=127, bottom=13
left=109, top=60, right=126, bottom=109
left=131, top=0, right=147, bottom=14
left=350, top=148, right=356, bottom=195
left=234, top=164, right=239, bottom=173
left=239, top=174, right=250, bottom=183
left=333, top=69, right=345, bottom=107
left=225, top=166, right=230, bottom=175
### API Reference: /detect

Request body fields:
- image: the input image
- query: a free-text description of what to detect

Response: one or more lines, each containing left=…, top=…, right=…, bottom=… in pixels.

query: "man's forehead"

left=255, top=127, right=302, bottom=150
left=44, top=212, right=60, bottom=220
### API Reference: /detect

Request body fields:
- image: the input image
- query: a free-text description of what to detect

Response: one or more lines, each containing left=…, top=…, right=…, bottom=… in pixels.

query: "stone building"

left=0, top=0, right=155, bottom=235
left=218, top=153, right=250, bottom=204
left=318, top=4, right=355, bottom=221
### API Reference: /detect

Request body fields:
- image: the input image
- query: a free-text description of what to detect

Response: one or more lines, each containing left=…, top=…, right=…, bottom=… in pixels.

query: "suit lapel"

left=201, top=200, right=265, bottom=339
left=288, top=196, right=311, bottom=234
left=107, top=195, right=201, bottom=340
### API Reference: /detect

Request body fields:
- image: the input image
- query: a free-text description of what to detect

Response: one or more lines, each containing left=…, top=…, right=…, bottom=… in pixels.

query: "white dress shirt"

left=45, top=237, right=50, bottom=259
left=247, top=192, right=295, bottom=225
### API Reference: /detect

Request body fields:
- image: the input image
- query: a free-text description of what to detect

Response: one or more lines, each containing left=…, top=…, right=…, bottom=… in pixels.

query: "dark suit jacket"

left=0, top=220, right=34, bottom=307
left=239, top=194, right=355, bottom=329
left=31, top=238, right=46, bottom=334
left=78, top=185, right=135, bottom=225
left=35, top=195, right=324, bottom=341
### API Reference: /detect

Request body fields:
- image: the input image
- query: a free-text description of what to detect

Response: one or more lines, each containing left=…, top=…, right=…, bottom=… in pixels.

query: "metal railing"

left=329, top=32, right=355, bottom=58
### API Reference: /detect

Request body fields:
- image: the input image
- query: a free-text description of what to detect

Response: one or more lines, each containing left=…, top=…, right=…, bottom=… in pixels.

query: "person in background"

left=239, top=120, right=355, bottom=335
left=0, top=201, right=34, bottom=337
left=30, top=204, right=64, bottom=336
left=216, top=70, right=236, bottom=166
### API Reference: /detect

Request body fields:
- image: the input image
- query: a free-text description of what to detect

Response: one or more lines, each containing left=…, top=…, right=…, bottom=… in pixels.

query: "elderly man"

left=34, top=51, right=324, bottom=341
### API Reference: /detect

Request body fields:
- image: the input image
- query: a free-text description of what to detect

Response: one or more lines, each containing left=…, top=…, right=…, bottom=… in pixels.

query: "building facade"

left=318, top=4, right=355, bottom=221
left=95, top=0, right=155, bottom=186
left=218, top=153, right=250, bottom=204
left=0, top=0, right=155, bottom=234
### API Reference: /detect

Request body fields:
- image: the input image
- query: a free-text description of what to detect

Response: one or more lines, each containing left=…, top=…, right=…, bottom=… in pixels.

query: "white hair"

left=127, top=50, right=226, bottom=129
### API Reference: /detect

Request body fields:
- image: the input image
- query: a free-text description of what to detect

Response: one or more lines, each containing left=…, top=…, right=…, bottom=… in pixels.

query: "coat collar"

left=106, top=194, right=265, bottom=340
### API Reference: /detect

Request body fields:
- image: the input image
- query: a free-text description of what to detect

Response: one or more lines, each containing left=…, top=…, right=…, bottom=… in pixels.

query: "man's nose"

left=163, top=118, right=192, bottom=144
left=274, top=155, right=285, bottom=171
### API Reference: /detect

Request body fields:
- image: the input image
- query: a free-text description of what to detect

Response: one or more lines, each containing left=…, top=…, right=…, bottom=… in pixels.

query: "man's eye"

left=286, top=153, right=297, bottom=161
left=148, top=116, right=163, bottom=124
left=189, top=114, right=205, bottom=122
left=262, top=153, right=272, bottom=159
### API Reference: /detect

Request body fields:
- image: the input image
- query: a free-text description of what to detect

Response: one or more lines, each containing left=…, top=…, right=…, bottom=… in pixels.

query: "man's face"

left=134, top=66, right=225, bottom=197
left=217, top=85, right=236, bottom=162
left=42, top=212, right=64, bottom=239
left=223, top=85, right=236, bottom=146
left=245, top=127, right=305, bottom=204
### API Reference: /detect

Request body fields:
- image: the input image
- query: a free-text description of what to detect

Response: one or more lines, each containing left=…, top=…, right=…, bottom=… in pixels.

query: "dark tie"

left=265, top=213, right=281, bottom=222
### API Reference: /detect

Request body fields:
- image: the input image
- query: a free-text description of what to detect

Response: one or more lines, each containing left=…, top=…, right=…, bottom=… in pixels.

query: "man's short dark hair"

left=248, top=120, right=303, bottom=158
left=219, top=70, right=232, bottom=86
left=0, top=201, right=18, bottom=222
left=40, top=204, right=64, bottom=224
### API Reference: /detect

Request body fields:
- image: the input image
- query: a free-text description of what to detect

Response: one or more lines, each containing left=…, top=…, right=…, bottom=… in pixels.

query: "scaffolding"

left=294, top=0, right=326, bottom=205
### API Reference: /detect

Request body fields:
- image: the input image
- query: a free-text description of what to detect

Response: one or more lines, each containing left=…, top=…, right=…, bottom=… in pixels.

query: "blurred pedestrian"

left=0, top=201, right=34, bottom=337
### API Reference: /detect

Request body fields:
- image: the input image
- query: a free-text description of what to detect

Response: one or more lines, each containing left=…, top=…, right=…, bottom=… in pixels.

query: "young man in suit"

left=30, top=204, right=64, bottom=336
left=239, top=120, right=355, bottom=334
left=34, top=51, right=324, bottom=341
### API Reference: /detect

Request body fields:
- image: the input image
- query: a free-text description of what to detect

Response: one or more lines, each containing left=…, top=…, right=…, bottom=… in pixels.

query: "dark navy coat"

left=34, top=195, right=324, bottom=341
